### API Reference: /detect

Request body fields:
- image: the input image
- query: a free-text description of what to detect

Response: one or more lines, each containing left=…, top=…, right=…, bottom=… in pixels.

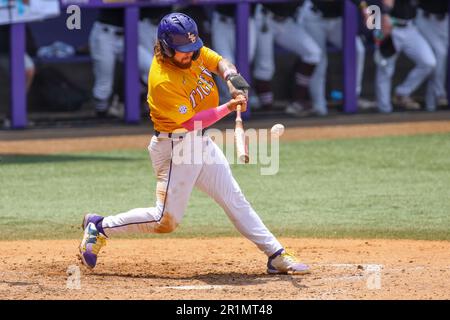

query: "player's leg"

left=89, top=22, right=119, bottom=115
left=79, top=134, right=202, bottom=268
left=427, top=17, right=449, bottom=109
left=330, top=33, right=366, bottom=98
left=274, top=18, right=321, bottom=115
left=326, top=18, right=368, bottom=107
left=252, top=6, right=276, bottom=110
left=416, top=10, right=448, bottom=111
left=375, top=26, right=408, bottom=113
left=211, top=11, right=236, bottom=103
left=431, top=16, right=449, bottom=104
left=211, top=11, right=236, bottom=62
left=101, top=136, right=201, bottom=235
left=195, top=138, right=281, bottom=256
left=355, top=37, right=366, bottom=98
left=194, top=137, right=309, bottom=274
left=301, top=8, right=328, bottom=115
left=248, top=16, right=257, bottom=63
left=394, top=25, right=436, bottom=107
left=138, top=45, right=153, bottom=85
left=246, top=16, right=263, bottom=110
left=375, top=52, right=398, bottom=113
left=138, top=19, right=158, bottom=53
left=138, top=19, right=157, bottom=84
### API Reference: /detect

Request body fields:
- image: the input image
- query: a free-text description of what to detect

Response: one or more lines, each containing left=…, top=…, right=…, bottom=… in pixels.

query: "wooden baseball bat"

left=235, top=105, right=249, bottom=164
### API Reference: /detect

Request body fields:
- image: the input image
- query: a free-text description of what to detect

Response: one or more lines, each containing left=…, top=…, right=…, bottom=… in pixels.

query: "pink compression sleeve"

left=181, top=103, right=231, bottom=131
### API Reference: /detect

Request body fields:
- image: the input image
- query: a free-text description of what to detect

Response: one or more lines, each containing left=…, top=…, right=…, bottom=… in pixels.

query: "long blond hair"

left=154, top=41, right=166, bottom=63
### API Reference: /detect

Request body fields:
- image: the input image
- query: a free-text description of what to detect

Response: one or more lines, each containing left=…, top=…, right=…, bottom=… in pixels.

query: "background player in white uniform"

left=415, top=0, right=448, bottom=111
left=79, top=12, right=311, bottom=276
left=210, top=4, right=265, bottom=108
left=89, top=8, right=169, bottom=117
left=254, top=2, right=322, bottom=115
left=374, top=0, right=436, bottom=113
left=300, top=0, right=368, bottom=116
left=211, top=2, right=322, bottom=115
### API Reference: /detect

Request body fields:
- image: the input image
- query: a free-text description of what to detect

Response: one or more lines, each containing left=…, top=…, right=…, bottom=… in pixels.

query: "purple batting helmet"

left=157, top=12, right=203, bottom=60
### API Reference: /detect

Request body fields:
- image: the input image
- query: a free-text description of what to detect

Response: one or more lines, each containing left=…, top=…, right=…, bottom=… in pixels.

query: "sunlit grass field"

left=1, top=133, right=449, bottom=240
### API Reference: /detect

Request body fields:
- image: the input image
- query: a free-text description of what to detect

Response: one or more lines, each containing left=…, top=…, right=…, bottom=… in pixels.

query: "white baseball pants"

left=252, top=4, right=322, bottom=81
left=211, top=11, right=257, bottom=102
left=89, top=21, right=154, bottom=102
left=416, top=9, right=448, bottom=111
left=300, top=3, right=365, bottom=115
left=375, top=22, right=437, bottom=113
left=101, top=131, right=283, bottom=257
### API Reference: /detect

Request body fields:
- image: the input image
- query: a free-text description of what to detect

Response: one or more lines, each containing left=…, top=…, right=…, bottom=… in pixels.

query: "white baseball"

left=270, top=124, right=285, bottom=137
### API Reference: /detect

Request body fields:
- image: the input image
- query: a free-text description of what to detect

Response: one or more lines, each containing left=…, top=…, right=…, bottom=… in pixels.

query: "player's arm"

left=181, top=95, right=247, bottom=131
left=217, top=58, right=250, bottom=100
left=200, top=47, right=250, bottom=100
left=217, top=58, right=237, bottom=81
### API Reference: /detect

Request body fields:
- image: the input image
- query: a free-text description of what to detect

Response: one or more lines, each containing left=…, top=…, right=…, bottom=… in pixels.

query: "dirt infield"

left=1, top=238, right=449, bottom=300
left=1, top=119, right=450, bottom=300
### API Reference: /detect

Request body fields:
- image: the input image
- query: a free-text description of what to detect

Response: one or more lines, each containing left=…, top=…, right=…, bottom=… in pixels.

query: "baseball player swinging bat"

left=78, top=12, right=311, bottom=276
left=235, top=104, right=249, bottom=163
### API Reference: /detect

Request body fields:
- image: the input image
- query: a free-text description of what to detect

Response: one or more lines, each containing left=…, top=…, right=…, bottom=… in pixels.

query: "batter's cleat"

left=267, top=249, right=310, bottom=275
left=357, top=98, right=377, bottom=110
left=437, top=97, right=448, bottom=108
left=393, top=95, right=421, bottom=110
left=79, top=214, right=107, bottom=269
left=285, top=101, right=312, bottom=117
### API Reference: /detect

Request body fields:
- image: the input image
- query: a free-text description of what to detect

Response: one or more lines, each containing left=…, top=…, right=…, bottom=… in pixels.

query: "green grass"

left=1, top=133, right=450, bottom=241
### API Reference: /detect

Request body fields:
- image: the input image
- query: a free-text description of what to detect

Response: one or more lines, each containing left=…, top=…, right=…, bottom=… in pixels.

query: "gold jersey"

left=147, top=46, right=223, bottom=132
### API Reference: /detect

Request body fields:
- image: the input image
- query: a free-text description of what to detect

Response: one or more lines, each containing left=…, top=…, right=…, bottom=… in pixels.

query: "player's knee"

left=303, top=47, right=322, bottom=65
left=435, top=45, right=448, bottom=59
left=253, top=68, right=274, bottom=81
left=419, top=56, right=437, bottom=73
left=154, top=212, right=178, bottom=233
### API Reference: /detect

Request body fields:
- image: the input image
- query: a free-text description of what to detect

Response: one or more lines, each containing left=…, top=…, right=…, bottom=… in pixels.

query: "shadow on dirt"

left=91, top=271, right=310, bottom=288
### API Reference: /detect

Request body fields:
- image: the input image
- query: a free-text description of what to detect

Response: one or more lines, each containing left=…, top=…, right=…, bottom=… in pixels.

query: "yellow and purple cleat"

left=79, top=214, right=107, bottom=269
left=267, top=249, right=311, bottom=275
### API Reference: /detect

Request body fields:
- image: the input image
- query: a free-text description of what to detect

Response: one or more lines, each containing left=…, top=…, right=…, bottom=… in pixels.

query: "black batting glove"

left=226, top=73, right=250, bottom=100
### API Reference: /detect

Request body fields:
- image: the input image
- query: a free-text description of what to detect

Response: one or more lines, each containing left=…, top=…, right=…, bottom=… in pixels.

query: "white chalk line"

left=158, top=285, right=227, bottom=290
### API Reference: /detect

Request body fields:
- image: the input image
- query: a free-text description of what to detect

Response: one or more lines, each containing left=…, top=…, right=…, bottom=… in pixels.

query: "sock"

left=269, top=248, right=284, bottom=259
left=96, top=219, right=106, bottom=236
left=293, top=60, right=316, bottom=105
left=94, top=98, right=109, bottom=112
left=254, top=79, right=273, bottom=109
left=88, top=214, right=106, bottom=236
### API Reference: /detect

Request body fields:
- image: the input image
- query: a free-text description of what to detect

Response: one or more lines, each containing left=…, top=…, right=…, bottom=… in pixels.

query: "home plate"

left=161, top=285, right=226, bottom=290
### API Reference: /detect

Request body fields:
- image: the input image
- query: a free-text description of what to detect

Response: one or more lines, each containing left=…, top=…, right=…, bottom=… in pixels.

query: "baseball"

left=270, top=124, right=285, bottom=137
